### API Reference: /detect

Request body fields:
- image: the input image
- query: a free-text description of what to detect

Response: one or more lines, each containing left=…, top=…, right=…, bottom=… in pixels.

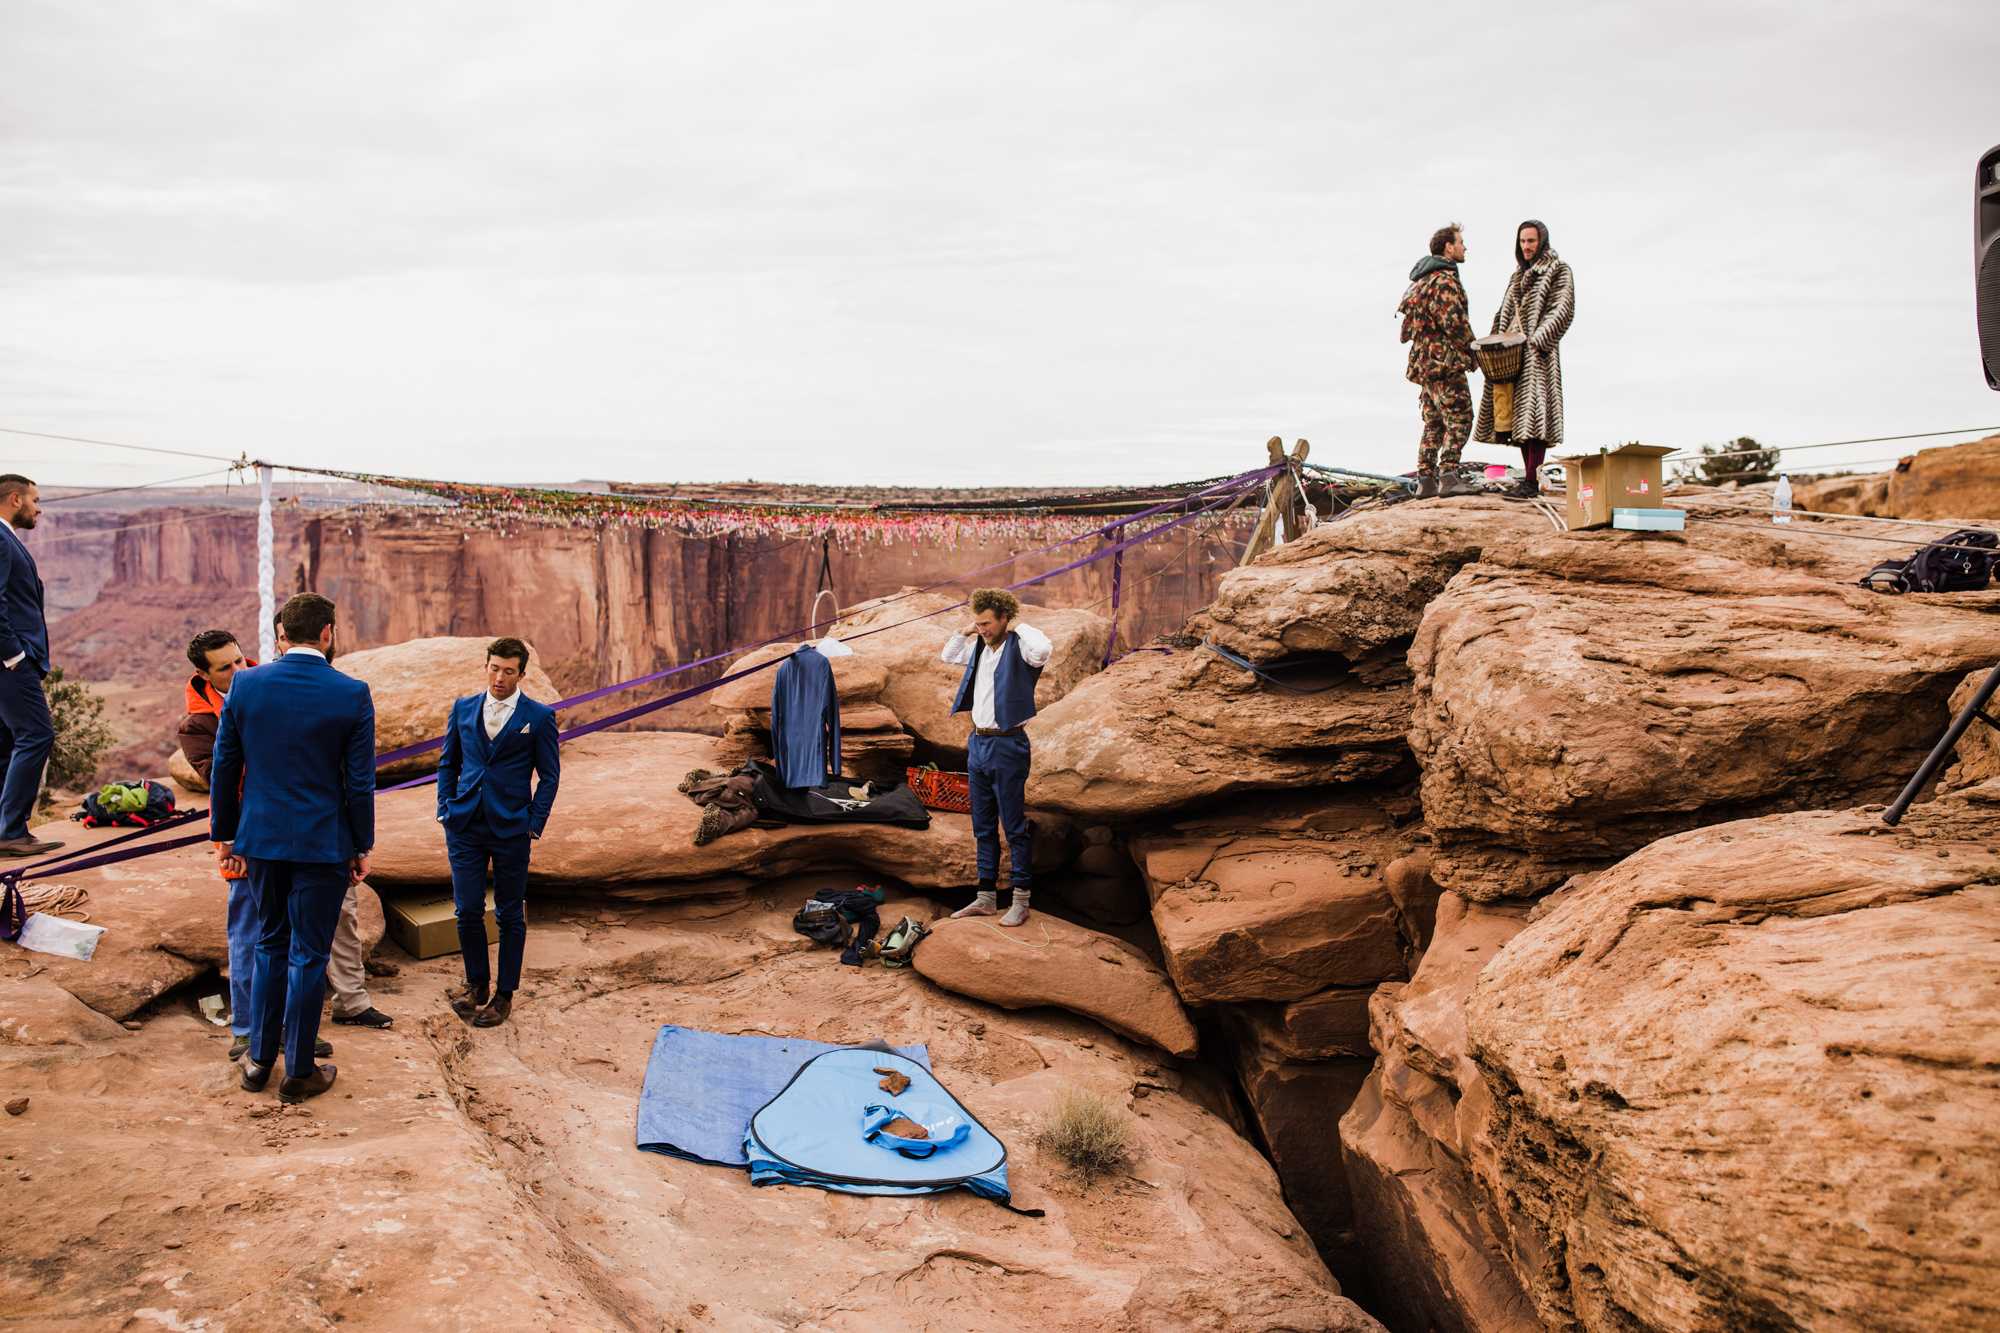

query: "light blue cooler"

left=1612, top=507, right=1685, bottom=531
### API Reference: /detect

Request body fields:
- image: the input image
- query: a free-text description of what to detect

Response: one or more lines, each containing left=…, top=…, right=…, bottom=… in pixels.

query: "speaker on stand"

left=1883, top=143, right=2000, bottom=823
left=1980, top=141, right=2000, bottom=390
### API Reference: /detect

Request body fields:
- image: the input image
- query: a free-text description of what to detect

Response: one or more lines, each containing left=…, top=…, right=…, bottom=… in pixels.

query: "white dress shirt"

left=940, top=623, right=1053, bottom=730
left=483, top=688, right=520, bottom=740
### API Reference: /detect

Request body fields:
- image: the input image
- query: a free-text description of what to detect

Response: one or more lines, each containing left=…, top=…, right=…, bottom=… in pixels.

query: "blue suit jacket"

left=210, top=652, right=376, bottom=863
left=771, top=649, right=841, bottom=788
left=0, top=524, right=50, bottom=676
left=436, top=692, right=561, bottom=840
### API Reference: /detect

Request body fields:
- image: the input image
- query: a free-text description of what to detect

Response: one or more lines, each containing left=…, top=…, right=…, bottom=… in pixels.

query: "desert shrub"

left=1671, top=437, right=1781, bottom=486
left=1033, top=1081, right=1130, bottom=1188
left=42, top=666, right=115, bottom=796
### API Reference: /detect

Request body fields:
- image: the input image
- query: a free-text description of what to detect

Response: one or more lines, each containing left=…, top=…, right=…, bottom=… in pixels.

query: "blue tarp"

left=636, top=1025, right=930, bottom=1167
left=744, top=1048, right=1015, bottom=1204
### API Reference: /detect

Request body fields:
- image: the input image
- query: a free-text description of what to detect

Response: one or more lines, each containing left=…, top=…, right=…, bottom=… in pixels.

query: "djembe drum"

left=1472, top=331, right=1525, bottom=381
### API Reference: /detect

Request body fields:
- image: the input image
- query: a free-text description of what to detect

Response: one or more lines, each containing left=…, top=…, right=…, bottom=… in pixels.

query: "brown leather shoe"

left=450, top=981, right=490, bottom=1020
left=278, top=1063, right=337, bottom=1103
left=238, top=1054, right=274, bottom=1092
left=0, top=836, right=63, bottom=857
left=473, top=993, right=512, bottom=1028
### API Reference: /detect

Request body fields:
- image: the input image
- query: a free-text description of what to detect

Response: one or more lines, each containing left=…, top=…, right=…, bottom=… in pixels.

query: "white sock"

left=952, top=890, right=999, bottom=918
left=1001, top=891, right=1030, bottom=927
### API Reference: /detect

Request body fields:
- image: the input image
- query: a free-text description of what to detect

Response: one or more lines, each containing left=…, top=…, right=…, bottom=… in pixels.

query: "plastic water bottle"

left=1772, top=475, right=1793, bottom=524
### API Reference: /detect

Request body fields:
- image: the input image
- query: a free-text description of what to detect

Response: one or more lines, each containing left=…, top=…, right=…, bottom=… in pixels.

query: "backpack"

left=76, top=780, right=178, bottom=828
left=1859, top=558, right=1913, bottom=594
left=791, top=897, right=852, bottom=949
left=875, top=916, right=931, bottom=968
left=1861, top=529, right=1999, bottom=594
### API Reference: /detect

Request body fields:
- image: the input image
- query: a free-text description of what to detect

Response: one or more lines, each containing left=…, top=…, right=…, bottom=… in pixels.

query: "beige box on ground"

left=1559, top=443, right=1676, bottom=530
left=382, top=887, right=497, bottom=960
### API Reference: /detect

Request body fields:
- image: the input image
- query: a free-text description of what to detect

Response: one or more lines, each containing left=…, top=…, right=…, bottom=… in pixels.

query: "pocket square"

left=518, top=722, right=530, bottom=733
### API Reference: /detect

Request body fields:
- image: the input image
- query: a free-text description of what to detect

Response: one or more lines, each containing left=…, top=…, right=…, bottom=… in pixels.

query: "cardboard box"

left=1613, top=507, right=1686, bottom=532
left=1559, top=444, right=1676, bottom=530
left=382, top=887, right=497, bottom=960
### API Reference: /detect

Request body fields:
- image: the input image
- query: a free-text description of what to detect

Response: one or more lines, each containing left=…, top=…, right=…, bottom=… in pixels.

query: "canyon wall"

left=45, top=502, right=1246, bottom=778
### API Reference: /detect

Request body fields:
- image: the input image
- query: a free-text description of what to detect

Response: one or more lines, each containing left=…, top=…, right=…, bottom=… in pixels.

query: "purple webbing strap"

left=369, top=465, right=1282, bottom=767
left=382, top=477, right=1263, bottom=792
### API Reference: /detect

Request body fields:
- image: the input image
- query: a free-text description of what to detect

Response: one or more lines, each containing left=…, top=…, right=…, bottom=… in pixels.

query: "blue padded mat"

left=636, top=1025, right=930, bottom=1167
left=744, top=1048, right=1012, bottom=1202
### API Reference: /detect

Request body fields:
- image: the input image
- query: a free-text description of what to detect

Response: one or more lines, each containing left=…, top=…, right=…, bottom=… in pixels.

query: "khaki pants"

left=326, top=885, right=372, bottom=1018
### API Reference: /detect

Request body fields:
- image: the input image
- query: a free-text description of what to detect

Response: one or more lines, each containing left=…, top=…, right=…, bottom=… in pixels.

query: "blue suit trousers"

left=448, top=817, right=530, bottom=992
left=967, top=732, right=1032, bottom=887
left=245, top=857, right=348, bottom=1074
left=0, top=666, right=54, bottom=841
left=226, top=876, right=256, bottom=1038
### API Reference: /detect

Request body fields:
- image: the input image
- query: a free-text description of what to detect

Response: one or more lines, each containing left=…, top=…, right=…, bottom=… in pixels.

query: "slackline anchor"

left=1198, top=638, right=1352, bottom=694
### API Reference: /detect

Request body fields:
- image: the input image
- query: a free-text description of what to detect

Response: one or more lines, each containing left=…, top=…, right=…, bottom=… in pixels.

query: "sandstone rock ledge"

left=1460, top=802, right=2000, bottom=1332
left=1410, top=527, right=2000, bottom=900
left=1350, top=798, right=2000, bottom=1333
left=0, top=889, right=1386, bottom=1332
left=1023, top=498, right=1553, bottom=824
left=913, top=914, right=1199, bottom=1058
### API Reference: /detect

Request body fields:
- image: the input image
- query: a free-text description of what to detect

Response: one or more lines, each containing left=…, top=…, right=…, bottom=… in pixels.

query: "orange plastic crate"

left=905, top=766, right=972, bottom=813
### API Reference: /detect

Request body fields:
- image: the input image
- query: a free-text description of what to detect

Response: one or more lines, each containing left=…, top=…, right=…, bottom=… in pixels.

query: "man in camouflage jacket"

left=1398, top=224, right=1480, bottom=498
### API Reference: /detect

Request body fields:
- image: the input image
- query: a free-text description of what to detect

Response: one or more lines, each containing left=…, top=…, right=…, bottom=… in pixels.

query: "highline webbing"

left=371, top=464, right=1281, bottom=768
left=383, top=474, right=1271, bottom=790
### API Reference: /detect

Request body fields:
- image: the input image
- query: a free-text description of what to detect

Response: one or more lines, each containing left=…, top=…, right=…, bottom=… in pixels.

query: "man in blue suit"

left=941, top=588, right=1051, bottom=928
left=211, top=592, right=374, bottom=1103
left=0, top=475, right=61, bottom=857
left=437, top=637, right=560, bottom=1028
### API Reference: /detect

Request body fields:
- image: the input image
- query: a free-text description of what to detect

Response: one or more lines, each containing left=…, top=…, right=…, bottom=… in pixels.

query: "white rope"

left=1663, top=426, right=1999, bottom=464
left=807, top=588, right=838, bottom=642
left=15, top=882, right=90, bottom=921
left=1669, top=493, right=2000, bottom=535
left=256, top=464, right=275, bottom=661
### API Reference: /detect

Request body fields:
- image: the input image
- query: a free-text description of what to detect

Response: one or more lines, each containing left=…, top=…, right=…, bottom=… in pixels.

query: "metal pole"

left=1102, top=526, right=1124, bottom=667
left=1882, top=661, right=2000, bottom=825
left=257, top=464, right=275, bottom=662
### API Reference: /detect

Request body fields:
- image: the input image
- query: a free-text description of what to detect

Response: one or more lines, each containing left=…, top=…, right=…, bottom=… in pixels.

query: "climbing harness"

left=876, top=916, right=931, bottom=967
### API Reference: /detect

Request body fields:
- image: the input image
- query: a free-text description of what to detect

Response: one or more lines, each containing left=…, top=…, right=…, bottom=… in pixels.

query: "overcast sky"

left=2, top=0, right=1996, bottom=492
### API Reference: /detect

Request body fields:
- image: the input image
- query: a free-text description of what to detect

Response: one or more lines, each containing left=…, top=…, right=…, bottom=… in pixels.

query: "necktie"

left=486, top=699, right=505, bottom=740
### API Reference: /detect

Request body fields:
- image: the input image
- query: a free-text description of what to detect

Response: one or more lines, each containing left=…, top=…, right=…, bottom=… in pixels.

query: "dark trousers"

left=967, top=732, right=1032, bottom=887
left=0, top=665, right=54, bottom=841
left=448, top=817, right=530, bottom=992
left=245, top=857, right=348, bottom=1074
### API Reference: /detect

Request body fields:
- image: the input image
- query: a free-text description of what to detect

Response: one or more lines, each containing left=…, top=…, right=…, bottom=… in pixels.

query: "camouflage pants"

left=1417, top=377, right=1473, bottom=476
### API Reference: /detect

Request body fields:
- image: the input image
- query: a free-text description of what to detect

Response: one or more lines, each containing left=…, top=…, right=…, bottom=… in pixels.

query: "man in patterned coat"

left=1474, top=219, right=1575, bottom=497
left=1398, top=223, right=1481, bottom=499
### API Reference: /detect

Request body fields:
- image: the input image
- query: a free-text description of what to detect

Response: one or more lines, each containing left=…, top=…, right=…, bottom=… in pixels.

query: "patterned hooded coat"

left=1474, top=220, right=1575, bottom=445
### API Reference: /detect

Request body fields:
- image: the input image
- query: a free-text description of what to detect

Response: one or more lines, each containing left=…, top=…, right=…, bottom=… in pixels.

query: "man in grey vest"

left=941, top=588, right=1051, bottom=927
